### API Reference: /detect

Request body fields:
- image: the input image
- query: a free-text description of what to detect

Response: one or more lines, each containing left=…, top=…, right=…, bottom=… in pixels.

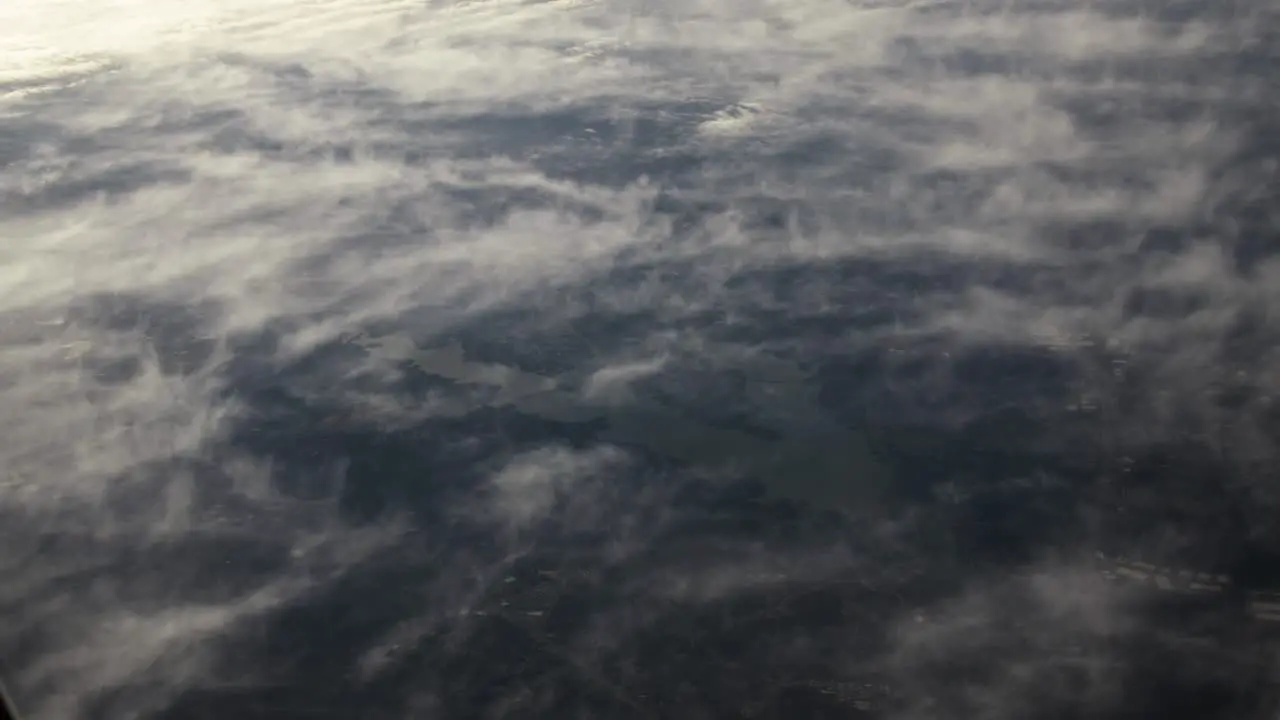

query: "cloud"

left=582, top=355, right=668, bottom=403
left=485, top=445, right=630, bottom=531
left=1, top=0, right=1276, bottom=716
left=886, top=561, right=1134, bottom=719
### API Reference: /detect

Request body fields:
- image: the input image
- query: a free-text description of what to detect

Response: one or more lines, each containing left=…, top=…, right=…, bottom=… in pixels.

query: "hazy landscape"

left=3, top=1, right=1280, bottom=717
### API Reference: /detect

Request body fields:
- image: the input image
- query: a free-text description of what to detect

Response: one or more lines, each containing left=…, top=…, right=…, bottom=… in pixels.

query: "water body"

left=350, top=331, right=894, bottom=513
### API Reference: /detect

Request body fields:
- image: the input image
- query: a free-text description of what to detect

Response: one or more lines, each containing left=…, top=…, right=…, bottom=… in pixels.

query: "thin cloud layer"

left=1, top=0, right=1277, bottom=717
left=486, top=445, right=630, bottom=531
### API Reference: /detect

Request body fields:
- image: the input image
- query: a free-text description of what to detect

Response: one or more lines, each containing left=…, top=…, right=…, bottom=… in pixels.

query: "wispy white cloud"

left=486, top=445, right=630, bottom=530
left=582, top=355, right=668, bottom=403
left=0, top=0, right=1274, bottom=715
left=887, top=559, right=1141, bottom=719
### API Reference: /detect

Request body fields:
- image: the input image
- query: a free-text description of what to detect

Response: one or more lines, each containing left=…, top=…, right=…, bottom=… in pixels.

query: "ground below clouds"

left=3, top=0, right=1280, bottom=718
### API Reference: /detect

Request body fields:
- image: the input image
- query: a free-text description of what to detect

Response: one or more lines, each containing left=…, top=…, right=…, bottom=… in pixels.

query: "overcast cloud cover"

left=3, top=0, right=1280, bottom=718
